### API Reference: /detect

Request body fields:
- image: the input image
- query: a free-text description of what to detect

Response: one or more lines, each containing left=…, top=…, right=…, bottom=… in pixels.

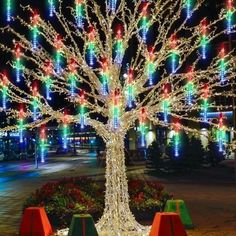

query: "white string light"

left=0, top=0, right=236, bottom=235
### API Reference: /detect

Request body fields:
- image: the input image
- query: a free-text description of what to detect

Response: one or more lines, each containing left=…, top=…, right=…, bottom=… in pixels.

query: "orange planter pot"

left=19, top=207, right=53, bottom=236
left=149, top=212, right=187, bottom=236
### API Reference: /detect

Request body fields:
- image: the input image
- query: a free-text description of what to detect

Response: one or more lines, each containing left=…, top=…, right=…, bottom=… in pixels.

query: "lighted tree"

left=0, top=0, right=236, bottom=235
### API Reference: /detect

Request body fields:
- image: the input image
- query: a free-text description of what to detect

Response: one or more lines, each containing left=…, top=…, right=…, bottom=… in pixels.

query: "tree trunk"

left=96, top=134, right=148, bottom=235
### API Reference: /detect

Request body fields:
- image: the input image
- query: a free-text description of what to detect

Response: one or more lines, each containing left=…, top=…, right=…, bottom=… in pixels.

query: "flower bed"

left=23, top=177, right=172, bottom=228
left=128, top=180, right=172, bottom=221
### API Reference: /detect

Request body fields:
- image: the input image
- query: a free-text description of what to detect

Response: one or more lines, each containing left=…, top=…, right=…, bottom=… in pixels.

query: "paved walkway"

left=140, top=167, right=236, bottom=236
left=0, top=154, right=102, bottom=236
left=0, top=156, right=236, bottom=235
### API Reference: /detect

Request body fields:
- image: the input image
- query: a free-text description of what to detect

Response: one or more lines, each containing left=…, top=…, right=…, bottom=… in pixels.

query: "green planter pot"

left=68, top=214, right=98, bottom=236
left=164, top=199, right=194, bottom=229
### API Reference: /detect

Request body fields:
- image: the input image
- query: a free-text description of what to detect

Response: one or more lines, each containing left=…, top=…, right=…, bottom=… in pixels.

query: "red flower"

left=67, top=203, right=75, bottom=209
left=129, top=180, right=143, bottom=190
left=133, top=192, right=145, bottom=203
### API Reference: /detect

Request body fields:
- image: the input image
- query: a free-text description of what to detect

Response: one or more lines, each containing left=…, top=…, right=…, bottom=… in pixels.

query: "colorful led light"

left=112, top=89, right=120, bottom=129
left=18, top=106, right=24, bottom=143
left=68, top=58, right=78, bottom=97
left=185, top=67, right=194, bottom=105
left=75, top=0, right=85, bottom=28
left=62, top=112, right=69, bottom=150
left=54, top=35, right=63, bottom=74
left=216, top=113, right=226, bottom=152
left=226, top=0, right=234, bottom=34
left=163, top=100, right=169, bottom=123
left=39, top=125, right=47, bottom=163
left=139, top=107, right=147, bottom=147
left=126, top=68, right=135, bottom=108
left=2, top=87, right=7, bottom=110
left=184, top=0, right=193, bottom=19
left=170, top=34, right=179, bottom=74
left=101, top=58, right=109, bottom=95
left=30, top=11, right=40, bottom=50
left=139, top=2, right=150, bottom=43
left=69, top=74, right=76, bottom=97
left=1, top=73, right=9, bottom=110
left=219, top=46, right=227, bottom=83
left=108, top=0, right=117, bottom=13
left=32, top=84, right=39, bottom=121
left=87, top=26, right=96, bottom=67
left=6, top=0, right=13, bottom=22
left=14, top=42, right=22, bottom=83
left=48, top=0, right=56, bottom=17
left=114, top=26, right=124, bottom=65
left=162, top=83, right=170, bottom=123
left=201, top=83, right=209, bottom=122
left=174, top=121, right=181, bottom=157
left=79, top=90, right=86, bottom=129
left=200, top=18, right=208, bottom=60
left=44, top=60, right=54, bottom=100
left=146, top=47, right=155, bottom=86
